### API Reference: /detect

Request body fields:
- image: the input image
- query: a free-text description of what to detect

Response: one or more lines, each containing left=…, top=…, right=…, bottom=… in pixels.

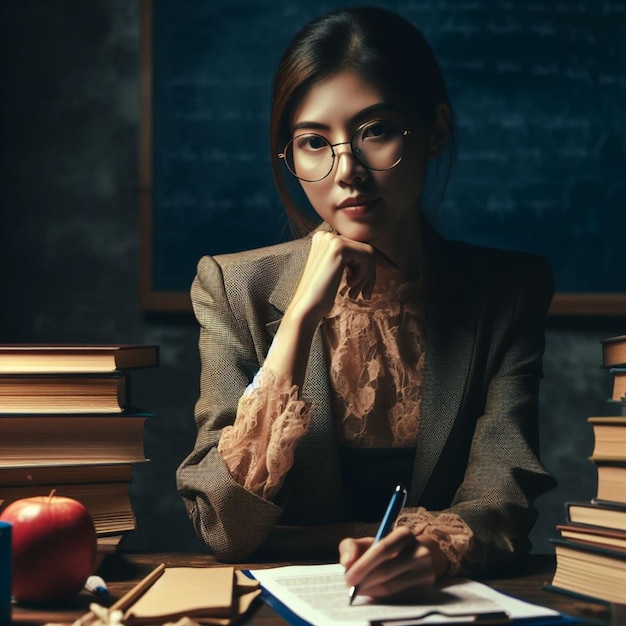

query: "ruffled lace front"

left=324, top=277, right=426, bottom=447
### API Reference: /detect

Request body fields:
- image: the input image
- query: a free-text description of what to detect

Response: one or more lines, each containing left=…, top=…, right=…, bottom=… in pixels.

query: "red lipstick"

left=337, top=196, right=378, bottom=217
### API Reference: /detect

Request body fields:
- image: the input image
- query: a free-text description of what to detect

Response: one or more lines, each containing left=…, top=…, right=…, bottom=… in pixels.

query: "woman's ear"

left=428, top=103, right=451, bottom=159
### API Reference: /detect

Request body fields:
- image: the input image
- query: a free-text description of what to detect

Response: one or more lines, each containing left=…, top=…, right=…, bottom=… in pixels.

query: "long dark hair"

left=270, top=6, right=458, bottom=237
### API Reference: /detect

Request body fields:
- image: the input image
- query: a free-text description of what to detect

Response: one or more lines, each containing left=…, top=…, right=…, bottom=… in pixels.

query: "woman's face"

left=289, top=70, right=431, bottom=256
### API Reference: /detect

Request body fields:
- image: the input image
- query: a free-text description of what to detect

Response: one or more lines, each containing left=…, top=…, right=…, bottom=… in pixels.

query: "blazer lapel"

left=408, top=225, right=478, bottom=506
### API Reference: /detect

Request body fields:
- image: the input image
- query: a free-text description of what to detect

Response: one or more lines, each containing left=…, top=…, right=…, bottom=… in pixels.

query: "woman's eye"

left=297, top=135, right=328, bottom=151
left=362, top=121, right=393, bottom=140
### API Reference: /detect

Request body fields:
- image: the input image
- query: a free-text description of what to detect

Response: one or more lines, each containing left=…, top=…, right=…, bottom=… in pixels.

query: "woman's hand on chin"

left=288, top=231, right=397, bottom=325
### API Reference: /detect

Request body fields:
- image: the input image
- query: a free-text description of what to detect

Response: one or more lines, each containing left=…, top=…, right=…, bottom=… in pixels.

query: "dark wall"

left=1, top=0, right=204, bottom=552
left=0, top=0, right=624, bottom=555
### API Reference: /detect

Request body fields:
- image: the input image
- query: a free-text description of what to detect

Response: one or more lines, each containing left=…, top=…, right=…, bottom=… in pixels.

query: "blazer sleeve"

left=446, top=252, right=557, bottom=574
left=175, top=255, right=284, bottom=561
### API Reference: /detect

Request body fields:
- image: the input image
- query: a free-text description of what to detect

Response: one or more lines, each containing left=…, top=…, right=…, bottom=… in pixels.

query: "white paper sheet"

left=249, top=563, right=561, bottom=625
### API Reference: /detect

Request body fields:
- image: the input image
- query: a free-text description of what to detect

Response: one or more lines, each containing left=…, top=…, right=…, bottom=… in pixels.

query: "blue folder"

left=244, top=570, right=583, bottom=626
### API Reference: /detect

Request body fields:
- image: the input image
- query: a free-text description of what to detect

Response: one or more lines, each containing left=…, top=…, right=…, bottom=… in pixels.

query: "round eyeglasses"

left=278, top=120, right=411, bottom=182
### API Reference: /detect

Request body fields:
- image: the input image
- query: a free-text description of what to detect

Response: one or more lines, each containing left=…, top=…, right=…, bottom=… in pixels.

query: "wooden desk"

left=10, top=552, right=612, bottom=626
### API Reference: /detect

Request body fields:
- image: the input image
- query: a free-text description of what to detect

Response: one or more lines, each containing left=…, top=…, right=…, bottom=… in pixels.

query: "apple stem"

left=49, top=489, right=56, bottom=502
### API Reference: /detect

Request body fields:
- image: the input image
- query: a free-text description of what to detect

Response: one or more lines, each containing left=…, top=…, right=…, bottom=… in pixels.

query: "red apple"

left=0, top=490, right=97, bottom=604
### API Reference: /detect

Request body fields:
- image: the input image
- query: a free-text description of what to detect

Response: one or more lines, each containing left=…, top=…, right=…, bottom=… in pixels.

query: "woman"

left=177, top=6, right=556, bottom=600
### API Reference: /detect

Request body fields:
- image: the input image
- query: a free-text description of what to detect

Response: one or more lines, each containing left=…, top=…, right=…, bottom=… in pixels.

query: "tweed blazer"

left=176, top=220, right=557, bottom=571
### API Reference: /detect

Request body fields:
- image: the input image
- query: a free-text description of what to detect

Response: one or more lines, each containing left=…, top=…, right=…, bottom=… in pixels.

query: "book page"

left=249, top=563, right=560, bottom=625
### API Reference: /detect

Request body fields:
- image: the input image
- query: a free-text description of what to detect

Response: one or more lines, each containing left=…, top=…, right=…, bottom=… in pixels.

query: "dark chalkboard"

left=139, top=0, right=626, bottom=314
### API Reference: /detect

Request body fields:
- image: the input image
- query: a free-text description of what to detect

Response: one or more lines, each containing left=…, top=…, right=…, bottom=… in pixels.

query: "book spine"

left=590, top=454, right=626, bottom=463
left=542, top=583, right=611, bottom=607
left=590, top=498, right=626, bottom=510
left=602, top=335, right=626, bottom=369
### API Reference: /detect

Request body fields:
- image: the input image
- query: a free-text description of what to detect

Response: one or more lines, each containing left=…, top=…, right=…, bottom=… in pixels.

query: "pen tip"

left=348, top=586, right=356, bottom=606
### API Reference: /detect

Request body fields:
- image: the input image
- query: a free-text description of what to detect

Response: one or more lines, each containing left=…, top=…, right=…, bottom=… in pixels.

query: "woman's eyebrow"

left=292, top=120, right=330, bottom=132
left=292, top=102, right=401, bottom=133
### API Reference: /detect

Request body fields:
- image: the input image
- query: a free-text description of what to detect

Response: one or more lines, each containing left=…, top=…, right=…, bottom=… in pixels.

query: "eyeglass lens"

left=283, top=121, right=406, bottom=182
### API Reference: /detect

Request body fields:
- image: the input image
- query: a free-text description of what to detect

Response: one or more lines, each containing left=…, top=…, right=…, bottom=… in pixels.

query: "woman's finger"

left=293, top=231, right=395, bottom=323
left=344, top=527, right=415, bottom=587
left=356, top=543, right=436, bottom=601
left=343, top=527, right=438, bottom=601
left=339, top=537, right=374, bottom=570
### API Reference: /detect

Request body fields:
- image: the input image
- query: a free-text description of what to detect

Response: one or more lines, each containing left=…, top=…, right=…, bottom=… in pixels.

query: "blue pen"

left=348, top=483, right=408, bottom=605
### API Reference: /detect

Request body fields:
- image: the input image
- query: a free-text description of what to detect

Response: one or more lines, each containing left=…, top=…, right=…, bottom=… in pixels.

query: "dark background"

left=0, top=0, right=624, bottom=555
left=149, top=0, right=626, bottom=298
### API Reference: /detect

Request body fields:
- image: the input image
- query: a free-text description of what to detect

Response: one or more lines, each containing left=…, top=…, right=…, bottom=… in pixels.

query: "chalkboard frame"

left=139, top=0, right=626, bottom=316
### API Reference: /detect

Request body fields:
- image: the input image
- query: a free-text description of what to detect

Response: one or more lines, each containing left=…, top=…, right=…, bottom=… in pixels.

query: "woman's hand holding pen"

left=339, top=527, right=441, bottom=602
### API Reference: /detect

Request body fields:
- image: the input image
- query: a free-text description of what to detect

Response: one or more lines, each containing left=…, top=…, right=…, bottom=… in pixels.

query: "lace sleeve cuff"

left=217, top=367, right=311, bottom=501
left=395, top=507, right=483, bottom=575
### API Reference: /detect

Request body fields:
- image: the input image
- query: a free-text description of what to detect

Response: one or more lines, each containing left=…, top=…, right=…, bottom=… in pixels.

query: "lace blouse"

left=217, top=276, right=477, bottom=573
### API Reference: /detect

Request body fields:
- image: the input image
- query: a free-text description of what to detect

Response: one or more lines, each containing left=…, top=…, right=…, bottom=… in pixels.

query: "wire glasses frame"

left=278, top=120, right=411, bottom=183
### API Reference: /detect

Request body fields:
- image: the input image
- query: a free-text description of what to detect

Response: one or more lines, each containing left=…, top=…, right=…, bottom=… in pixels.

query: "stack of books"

left=547, top=334, right=626, bottom=607
left=0, top=344, right=158, bottom=560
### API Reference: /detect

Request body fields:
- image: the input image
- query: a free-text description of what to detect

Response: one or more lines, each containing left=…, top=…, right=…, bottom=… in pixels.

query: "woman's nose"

left=333, top=143, right=368, bottom=185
